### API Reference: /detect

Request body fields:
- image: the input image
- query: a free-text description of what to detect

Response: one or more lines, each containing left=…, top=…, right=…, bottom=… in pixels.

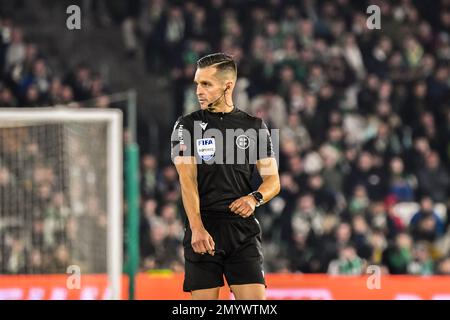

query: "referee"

left=171, top=53, right=280, bottom=300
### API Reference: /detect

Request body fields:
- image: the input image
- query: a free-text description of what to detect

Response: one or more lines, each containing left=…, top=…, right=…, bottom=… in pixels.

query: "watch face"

left=249, top=191, right=263, bottom=206
left=253, top=192, right=263, bottom=203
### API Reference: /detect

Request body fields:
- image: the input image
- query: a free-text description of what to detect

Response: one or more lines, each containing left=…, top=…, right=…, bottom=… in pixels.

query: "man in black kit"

left=171, top=53, right=280, bottom=300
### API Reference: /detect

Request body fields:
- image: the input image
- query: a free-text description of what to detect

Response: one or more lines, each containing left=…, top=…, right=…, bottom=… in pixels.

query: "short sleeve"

left=170, top=116, right=194, bottom=161
left=257, top=119, right=275, bottom=160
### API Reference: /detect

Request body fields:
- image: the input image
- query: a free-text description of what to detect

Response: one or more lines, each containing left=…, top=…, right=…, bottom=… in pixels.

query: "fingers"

left=237, top=206, right=252, bottom=218
left=230, top=196, right=256, bottom=218
left=209, top=237, right=215, bottom=249
left=230, top=201, right=254, bottom=217
left=192, top=233, right=215, bottom=255
left=207, top=237, right=215, bottom=256
left=192, top=241, right=207, bottom=254
left=230, top=199, right=246, bottom=214
left=233, top=201, right=246, bottom=214
left=241, top=207, right=253, bottom=218
left=204, top=236, right=214, bottom=253
left=229, top=199, right=241, bottom=212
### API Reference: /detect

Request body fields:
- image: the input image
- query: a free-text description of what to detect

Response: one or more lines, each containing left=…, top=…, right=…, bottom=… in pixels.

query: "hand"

left=191, top=226, right=215, bottom=256
left=229, top=195, right=257, bottom=218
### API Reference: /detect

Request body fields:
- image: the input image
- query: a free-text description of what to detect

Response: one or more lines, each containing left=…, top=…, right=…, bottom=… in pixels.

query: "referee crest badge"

left=196, top=138, right=215, bottom=161
left=236, top=134, right=250, bottom=150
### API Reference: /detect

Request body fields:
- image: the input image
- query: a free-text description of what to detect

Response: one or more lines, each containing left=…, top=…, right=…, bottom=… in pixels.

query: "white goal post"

left=0, top=108, right=123, bottom=300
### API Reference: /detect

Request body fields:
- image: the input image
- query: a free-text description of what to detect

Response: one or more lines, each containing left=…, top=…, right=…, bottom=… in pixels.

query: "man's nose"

left=196, top=85, right=204, bottom=96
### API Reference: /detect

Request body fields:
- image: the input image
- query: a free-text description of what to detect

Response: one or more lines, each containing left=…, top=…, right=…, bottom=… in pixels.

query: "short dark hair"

left=196, top=53, right=236, bottom=76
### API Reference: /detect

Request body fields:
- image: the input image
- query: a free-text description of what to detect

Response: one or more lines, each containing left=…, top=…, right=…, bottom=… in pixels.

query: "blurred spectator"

left=159, top=6, right=186, bottom=72
left=357, top=74, right=380, bottom=115
left=327, top=244, right=366, bottom=275
left=5, top=236, right=27, bottom=274
left=48, top=77, right=63, bottom=105
left=0, top=87, right=17, bottom=107
left=28, top=249, right=45, bottom=274
left=156, top=165, right=180, bottom=203
left=345, top=152, right=387, bottom=201
left=382, top=232, right=413, bottom=274
left=47, top=244, right=71, bottom=274
left=141, top=154, right=157, bottom=199
left=288, top=229, right=318, bottom=273
left=351, top=214, right=373, bottom=260
left=5, top=27, right=25, bottom=70
left=410, top=196, right=445, bottom=242
left=291, top=193, right=325, bottom=243
left=319, top=144, right=344, bottom=194
left=249, top=90, right=287, bottom=130
left=19, top=59, right=51, bottom=99
left=141, top=219, right=179, bottom=270
left=407, top=242, right=434, bottom=275
left=306, top=174, right=337, bottom=214
left=363, top=121, right=402, bottom=161
left=368, top=229, right=388, bottom=267
left=369, top=199, right=404, bottom=241
left=387, top=157, right=416, bottom=202
left=416, top=151, right=449, bottom=203
left=341, top=33, right=366, bottom=80
left=318, top=222, right=353, bottom=273
left=64, top=63, right=92, bottom=101
left=347, top=184, right=370, bottom=216
left=436, top=256, right=450, bottom=275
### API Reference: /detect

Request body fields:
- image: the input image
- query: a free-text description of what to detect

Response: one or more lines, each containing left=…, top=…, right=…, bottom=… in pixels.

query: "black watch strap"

left=249, top=191, right=264, bottom=207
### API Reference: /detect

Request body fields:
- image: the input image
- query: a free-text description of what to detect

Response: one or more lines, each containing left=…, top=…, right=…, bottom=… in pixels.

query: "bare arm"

left=255, top=157, right=281, bottom=204
left=229, top=158, right=280, bottom=218
left=174, top=156, right=215, bottom=255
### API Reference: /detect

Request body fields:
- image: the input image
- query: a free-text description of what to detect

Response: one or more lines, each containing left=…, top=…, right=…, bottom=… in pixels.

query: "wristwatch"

left=249, top=191, right=264, bottom=207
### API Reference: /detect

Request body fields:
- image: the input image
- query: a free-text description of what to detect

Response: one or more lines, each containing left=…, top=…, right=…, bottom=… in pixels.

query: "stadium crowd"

left=138, top=0, right=450, bottom=276
left=1, top=0, right=450, bottom=276
left=0, top=14, right=111, bottom=273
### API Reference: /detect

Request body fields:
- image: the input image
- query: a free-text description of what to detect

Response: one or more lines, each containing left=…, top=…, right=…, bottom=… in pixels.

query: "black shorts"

left=183, top=213, right=266, bottom=292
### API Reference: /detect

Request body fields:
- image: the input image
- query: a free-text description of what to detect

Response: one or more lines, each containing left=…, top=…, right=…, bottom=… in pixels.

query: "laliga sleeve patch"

left=196, top=138, right=215, bottom=161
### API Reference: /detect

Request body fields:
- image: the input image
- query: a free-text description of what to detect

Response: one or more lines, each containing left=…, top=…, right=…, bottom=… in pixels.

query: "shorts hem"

left=227, top=281, right=267, bottom=292
left=183, top=282, right=225, bottom=293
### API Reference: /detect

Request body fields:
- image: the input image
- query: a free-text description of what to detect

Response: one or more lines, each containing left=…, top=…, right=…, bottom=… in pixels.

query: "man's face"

left=420, top=197, right=433, bottom=212
left=396, top=233, right=412, bottom=249
left=358, top=152, right=372, bottom=171
left=336, top=223, right=351, bottom=242
left=194, top=67, right=226, bottom=110
left=426, top=152, right=439, bottom=169
left=341, top=247, right=356, bottom=260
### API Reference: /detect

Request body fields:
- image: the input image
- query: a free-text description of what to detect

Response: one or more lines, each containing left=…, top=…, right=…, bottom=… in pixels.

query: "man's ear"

left=225, top=81, right=233, bottom=91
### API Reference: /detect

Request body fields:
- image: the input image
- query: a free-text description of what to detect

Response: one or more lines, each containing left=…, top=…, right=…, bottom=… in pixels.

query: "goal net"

left=0, top=108, right=123, bottom=300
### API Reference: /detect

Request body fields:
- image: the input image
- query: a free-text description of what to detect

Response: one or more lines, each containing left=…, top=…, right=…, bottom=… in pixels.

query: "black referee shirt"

left=171, top=107, right=274, bottom=215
